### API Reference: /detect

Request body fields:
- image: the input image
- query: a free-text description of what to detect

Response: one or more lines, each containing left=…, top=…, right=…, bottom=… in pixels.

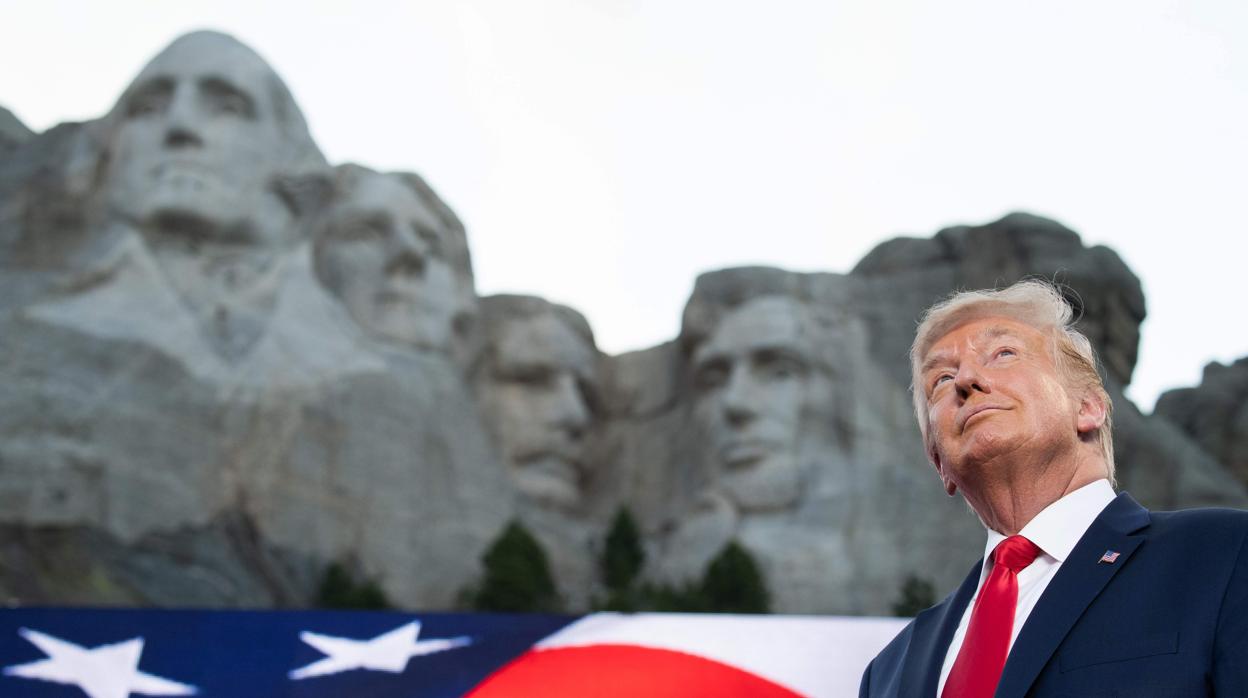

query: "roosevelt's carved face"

left=314, top=170, right=467, bottom=353
left=690, top=296, right=830, bottom=511
left=103, top=33, right=290, bottom=248
left=478, top=312, right=599, bottom=510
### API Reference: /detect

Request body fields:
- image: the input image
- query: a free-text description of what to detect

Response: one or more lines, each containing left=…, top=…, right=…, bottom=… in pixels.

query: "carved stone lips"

left=152, top=161, right=218, bottom=190
left=721, top=439, right=779, bottom=468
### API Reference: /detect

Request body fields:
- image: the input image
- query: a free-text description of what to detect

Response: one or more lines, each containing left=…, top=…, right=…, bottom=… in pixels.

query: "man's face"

left=691, top=296, right=822, bottom=511
left=920, top=316, right=1081, bottom=494
left=104, top=34, right=288, bottom=245
left=314, top=172, right=465, bottom=352
left=480, top=314, right=598, bottom=509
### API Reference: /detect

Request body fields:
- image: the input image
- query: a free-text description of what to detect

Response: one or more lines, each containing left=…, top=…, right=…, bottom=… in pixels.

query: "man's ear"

left=930, top=448, right=956, bottom=496
left=1076, top=391, right=1108, bottom=436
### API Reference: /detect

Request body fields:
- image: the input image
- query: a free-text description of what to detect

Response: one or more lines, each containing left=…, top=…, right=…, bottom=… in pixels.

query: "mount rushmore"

left=1, top=31, right=1244, bottom=615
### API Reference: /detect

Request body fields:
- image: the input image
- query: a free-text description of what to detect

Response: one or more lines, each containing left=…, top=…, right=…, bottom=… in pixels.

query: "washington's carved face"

left=691, top=296, right=829, bottom=511
left=103, top=33, right=289, bottom=247
left=314, top=171, right=466, bottom=353
left=479, top=312, right=598, bottom=509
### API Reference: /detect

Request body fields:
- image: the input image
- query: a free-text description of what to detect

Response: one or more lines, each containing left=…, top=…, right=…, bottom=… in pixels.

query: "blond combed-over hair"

left=909, top=280, right=1115, bottom=482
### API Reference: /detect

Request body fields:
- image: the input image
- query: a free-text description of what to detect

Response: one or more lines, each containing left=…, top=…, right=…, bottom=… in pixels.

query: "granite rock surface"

left=1, top=31, right=1242, bottom=616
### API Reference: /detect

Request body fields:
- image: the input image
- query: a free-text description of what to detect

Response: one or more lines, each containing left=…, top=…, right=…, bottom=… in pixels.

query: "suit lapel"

left=995, top=492, right=1150, bottom=697
left=899, top=560, right=982, bottom=697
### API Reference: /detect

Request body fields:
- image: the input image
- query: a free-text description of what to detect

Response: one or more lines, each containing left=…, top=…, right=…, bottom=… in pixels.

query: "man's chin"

left=513, top=469, right=581, bottom=510
left=721, top=455, right=800, bottom=512
left=949, top=432, right=1023, bottom=472
left=512, top=456, right=583, bottom=509
left=118, top=187, right=247, bottom=237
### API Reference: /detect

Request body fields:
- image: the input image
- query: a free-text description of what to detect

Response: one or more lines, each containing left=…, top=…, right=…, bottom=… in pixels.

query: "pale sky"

left=3, top=0, right=1246, bottom=410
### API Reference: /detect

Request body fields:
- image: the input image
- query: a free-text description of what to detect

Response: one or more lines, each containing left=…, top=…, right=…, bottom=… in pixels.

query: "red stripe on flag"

left=466, top=644, right=805, bottom=698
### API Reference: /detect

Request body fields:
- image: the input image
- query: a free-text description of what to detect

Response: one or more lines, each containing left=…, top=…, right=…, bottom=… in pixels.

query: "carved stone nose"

left=164, top=126, right=202, bottom=148
left=384, top=251, right=426, bottom=278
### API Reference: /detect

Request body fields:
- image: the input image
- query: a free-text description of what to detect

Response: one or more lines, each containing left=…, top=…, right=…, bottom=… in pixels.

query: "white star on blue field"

left=289, top=621, right=472, bottom=680
left=4, top=627, right=198, bottom=698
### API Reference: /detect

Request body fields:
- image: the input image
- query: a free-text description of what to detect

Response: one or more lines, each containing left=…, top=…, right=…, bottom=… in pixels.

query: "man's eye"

left=762, top=358, right=803, bottom=380
left=996, top=348, right=1017, bottom=359
left=694, top=362, right=729, bottom=390
left=499, top=366, right=555, bottom=387
left=127, top=93, right=169, bottom=118
left=216, top=95, right=249, bottom=116
left=933, top=374, right=953, bottom=389
left=414, top=224, right=445, bottom=259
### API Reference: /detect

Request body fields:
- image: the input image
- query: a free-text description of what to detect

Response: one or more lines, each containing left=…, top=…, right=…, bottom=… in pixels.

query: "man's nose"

left=384, top=226, right=430, bottom=278
left=163, top=86, right=204, bottom=149
left=384, top=249, right=427, bottom=279
left=550, top=373, right=590, bottom=440
left=953, top=362, right=990, bottom=401
left=721, top=367, right=759, bottom=427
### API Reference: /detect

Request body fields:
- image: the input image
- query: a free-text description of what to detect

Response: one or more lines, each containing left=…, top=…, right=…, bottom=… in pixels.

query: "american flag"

left=0, top=607, right=906, bottom=697
left=1098, top=550, right=1121, bottom=564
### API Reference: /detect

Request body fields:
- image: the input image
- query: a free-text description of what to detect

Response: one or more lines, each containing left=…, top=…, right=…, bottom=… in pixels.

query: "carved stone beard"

left=137, top=209, right=290, bottom=362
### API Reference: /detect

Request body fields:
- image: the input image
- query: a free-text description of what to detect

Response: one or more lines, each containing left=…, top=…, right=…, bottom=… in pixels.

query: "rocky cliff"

left=1, top=31, right=1242, bottom=615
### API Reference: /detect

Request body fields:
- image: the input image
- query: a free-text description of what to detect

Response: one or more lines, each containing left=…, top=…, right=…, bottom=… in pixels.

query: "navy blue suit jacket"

left=860, top=492, right=1248, bottom=697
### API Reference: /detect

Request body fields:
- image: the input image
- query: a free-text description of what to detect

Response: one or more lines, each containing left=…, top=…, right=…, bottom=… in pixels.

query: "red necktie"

left=941, top=534, right=1043, bottom=698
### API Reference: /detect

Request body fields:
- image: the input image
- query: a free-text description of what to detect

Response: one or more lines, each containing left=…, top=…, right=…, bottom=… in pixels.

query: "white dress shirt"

left=935, top=479, right=1116, bottom=697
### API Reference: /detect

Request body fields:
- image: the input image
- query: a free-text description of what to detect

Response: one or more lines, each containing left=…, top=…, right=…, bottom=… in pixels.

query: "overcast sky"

left=3, top=0, right=1246, bottom=410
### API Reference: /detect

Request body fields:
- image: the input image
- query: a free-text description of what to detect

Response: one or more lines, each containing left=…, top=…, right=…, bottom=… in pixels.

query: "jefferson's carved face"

left=103, top=33, right=289, bottom=247
left=314, top=171, right=466, bottom=353
left=691, top=296, right=829, bottom=511
left=478, top=312, right=598, bottom=509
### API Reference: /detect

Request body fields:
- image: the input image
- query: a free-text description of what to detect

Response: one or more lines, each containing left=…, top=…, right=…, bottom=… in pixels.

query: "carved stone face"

left=479, top=312, right=598, bottom=509
left=314, top=171, right=466, bottom=353
left=103, top=32, right=291, bottom=248
left=690, top=296, right=829, bottom=511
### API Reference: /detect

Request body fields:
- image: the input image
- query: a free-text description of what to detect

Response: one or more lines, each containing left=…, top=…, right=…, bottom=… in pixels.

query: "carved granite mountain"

left=1, top=31, right=1242, bottom=615
left=0, top=31, right=514, bottom=609
left=0, top=105, right=34, bottom=156
left=851, top=212, right=1246, bottom=512
left=1155, top=358, right=1248, bottom=487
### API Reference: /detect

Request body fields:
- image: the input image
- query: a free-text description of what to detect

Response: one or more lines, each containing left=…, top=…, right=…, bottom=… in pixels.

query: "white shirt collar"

left=982, top=478, right=1116, bottom=571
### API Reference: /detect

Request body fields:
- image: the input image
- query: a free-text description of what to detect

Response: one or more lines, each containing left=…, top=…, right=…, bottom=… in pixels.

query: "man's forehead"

left=695, top=296, right=810, bottom=360
left=495, top=314, right=595, bottom=373
left=923, top=317, right=1041, bottom=365
left=131, top=35, right=275, bottom=95
left=341, top=174, right=442, bottom=230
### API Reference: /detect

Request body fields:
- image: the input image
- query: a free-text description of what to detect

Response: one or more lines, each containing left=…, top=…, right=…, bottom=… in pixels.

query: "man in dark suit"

left=860, top=280, right=1248, bottom=697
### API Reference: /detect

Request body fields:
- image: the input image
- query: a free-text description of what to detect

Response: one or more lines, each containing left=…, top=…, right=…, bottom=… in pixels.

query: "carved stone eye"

left=201, top=78, right=257, bottom=119
left=693, top=359, right=731, bottom=390
left=754, top=350, right=808, bottom=381
left=125, top=81, right=173, bottom=118
left=411, top=224, right=444, bottom=259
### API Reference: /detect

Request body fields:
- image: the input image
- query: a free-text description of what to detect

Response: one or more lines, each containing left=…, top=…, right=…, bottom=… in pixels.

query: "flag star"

left=289, top=620, right=471, bottom=680
left=3, top=627, right=197, bottom=698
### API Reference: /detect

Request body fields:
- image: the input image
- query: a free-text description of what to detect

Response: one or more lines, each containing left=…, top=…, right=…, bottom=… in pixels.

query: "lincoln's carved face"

left=103, top=32, right=293, bottom=249
left=690, top=296, right=832, bottom=511
left=314, top=170, right=469, bottom=353
left=477, top=310, right=599, bottom=510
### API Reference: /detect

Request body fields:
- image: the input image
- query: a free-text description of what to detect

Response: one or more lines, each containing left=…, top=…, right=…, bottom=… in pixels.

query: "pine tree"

left=891, top=574, right=936, bottom=617
left=471, top=521, right=560, bottom=612
left=601, top=508, right=645, bottom=592
left=699, top=541, right=770, bottom=613
left=315, top=562, right=391, bottom=610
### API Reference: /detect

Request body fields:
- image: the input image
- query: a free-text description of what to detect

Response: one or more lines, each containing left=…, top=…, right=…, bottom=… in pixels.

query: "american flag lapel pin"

left=1098, top=550, right=1121, bottom=564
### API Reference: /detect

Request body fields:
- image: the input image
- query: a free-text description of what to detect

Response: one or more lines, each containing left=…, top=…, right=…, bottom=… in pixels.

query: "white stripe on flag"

left=534, top=613, right=909, bottom=698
